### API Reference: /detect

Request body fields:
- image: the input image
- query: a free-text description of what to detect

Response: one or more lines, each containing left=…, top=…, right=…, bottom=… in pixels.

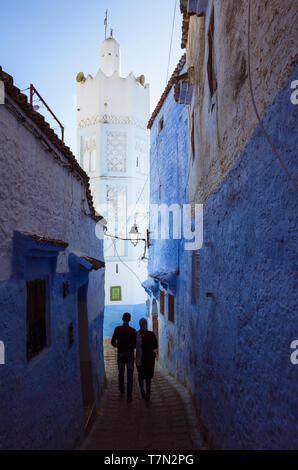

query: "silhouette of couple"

left=111, top=313, right=158, bottom=403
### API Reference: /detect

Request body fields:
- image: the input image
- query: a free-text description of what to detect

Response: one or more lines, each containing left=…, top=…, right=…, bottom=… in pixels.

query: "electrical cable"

left=104, top=173, right=149, bottom=280
left=105, top=230, right=147, bottom=259
left=105, top=0, right=180, bottom=276
left=126, top=174, right=149, bottom=225
left=166, top=0, right=178, bottom=85
left=111, top=238, right=144, bottom=287
left=126, top=105, right=164, bottom=240
left=247, top=0, right=297, bottom=191
left=120, top=0, right=181, bottom=237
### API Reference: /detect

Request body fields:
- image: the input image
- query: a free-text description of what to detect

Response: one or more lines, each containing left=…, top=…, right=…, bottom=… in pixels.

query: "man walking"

left=111, top=312, right=137, bottom=403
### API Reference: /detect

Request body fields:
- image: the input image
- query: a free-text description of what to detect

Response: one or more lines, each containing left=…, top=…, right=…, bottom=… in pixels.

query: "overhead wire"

left=166, top=0, right=178, bottom=85
left=105, top=0, right=179, bottom=279
left=111, top=238, right=144, bottom=287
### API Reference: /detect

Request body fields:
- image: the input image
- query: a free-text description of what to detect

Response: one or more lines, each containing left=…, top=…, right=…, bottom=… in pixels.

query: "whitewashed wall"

left=0, top=97, right=105, bottom=322
left=76, top=37, right=150, bottom=327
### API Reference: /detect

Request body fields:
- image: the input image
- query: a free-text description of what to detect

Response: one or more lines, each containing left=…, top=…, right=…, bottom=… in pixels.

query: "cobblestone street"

left=80, top=340, right=204, bottom=450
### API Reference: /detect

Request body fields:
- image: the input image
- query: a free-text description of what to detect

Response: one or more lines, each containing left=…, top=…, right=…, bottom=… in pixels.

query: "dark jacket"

left=138, top=330, right=158, bottom=379
left=111, top=323, right=137, bottom=353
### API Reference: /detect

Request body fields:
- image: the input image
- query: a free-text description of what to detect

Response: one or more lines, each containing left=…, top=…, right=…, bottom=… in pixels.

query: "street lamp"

left=105, top=222, right=149, bottom=259
left=129, top=223, right=140, bottom=247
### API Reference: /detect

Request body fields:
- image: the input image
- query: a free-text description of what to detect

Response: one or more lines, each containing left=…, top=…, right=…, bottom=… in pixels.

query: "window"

left=110, top=286, right=122, bottom=301
left=159, top=117, right=164, bottom=132
left=192, top=252, right=200, bottom=305
left=207, top=8, right=217, bottom=98
left=26, top=279, right=47, bottom=361
left=81, top=136, right=97, bottom=173
left=160, top=290, right=165, bottom=315
left=168, top=294, right=175, bottom=323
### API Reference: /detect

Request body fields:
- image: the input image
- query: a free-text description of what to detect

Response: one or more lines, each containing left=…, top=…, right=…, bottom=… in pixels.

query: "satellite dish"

left=136, top=75, right=145, bottom=86
left=76, top=72, right=85, bottom=83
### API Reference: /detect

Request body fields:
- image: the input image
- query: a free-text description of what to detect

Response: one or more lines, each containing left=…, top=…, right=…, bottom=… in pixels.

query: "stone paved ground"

left=80, top=340, right=205, bottom=450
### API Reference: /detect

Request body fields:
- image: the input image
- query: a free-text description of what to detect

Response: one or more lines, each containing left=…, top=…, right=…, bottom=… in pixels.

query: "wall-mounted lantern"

left=105, top=223, right=149, bottom=260
left=129, top=223, right=140, bottom=247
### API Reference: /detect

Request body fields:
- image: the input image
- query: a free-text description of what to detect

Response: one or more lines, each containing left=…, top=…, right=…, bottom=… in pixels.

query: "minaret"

left=101, top=31, right=121, bottom=77
left=76, top=27, right=150, bottom=337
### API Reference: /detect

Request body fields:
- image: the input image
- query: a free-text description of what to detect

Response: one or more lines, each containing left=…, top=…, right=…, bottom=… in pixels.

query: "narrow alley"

left=0, top=0, right=297, bottom=455
left=80, top=340, right=204, bottom=451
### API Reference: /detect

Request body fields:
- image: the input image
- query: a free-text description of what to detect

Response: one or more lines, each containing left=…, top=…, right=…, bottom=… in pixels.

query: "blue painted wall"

left=0, top=275, right=81, bottom=449
left=148, top=64, right=189, bottom=277
left=104, top=303, right=146, bottom=337
left=0, top=236, right=105, bottom=450
left=147, top=66, right=298, bottom=449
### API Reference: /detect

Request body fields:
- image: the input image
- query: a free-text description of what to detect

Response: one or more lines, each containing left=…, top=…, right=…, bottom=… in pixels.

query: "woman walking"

left=136, top=318, right=158, bottom=402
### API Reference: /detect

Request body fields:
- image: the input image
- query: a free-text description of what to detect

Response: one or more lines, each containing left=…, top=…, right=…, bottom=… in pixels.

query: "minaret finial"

left=110, top=28, right=113, bottom=38
left=104, top=10, right=108, bottom=40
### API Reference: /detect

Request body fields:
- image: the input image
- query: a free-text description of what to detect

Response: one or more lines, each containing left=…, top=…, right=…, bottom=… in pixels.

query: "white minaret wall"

left=101, top=36, right=121, bottom=76
left=77, top=71, right=149, bottom=123
left=76, top=35, right=150, bottom=334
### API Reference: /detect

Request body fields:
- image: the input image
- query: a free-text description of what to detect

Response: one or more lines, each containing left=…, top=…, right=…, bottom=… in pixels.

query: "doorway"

left=151, top=298, right=159, bottom=360
left=78, top=284, right=95, bottom=425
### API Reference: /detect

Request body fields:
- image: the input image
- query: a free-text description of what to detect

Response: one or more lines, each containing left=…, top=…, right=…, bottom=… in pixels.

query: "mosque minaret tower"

left=76, top=23, right=150, bottom=336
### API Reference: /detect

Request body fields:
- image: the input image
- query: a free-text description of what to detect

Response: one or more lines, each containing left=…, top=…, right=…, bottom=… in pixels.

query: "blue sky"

left=0, top=0, right=183, bottom=152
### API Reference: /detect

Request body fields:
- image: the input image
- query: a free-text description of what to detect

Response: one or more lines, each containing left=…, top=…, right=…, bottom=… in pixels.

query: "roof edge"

left=147, top=54, right=186, bottom=130
left=0, top=66, right=103, bottom=223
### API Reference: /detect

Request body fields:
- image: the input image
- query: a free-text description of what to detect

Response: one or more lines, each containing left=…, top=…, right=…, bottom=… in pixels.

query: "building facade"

left=146, top=0, right=297, bottom=450
left=76, top=33, right=150, bottom=336
left=0, top=68, right=106, bottom=449
left=143, top=55, right=190, bottom=371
